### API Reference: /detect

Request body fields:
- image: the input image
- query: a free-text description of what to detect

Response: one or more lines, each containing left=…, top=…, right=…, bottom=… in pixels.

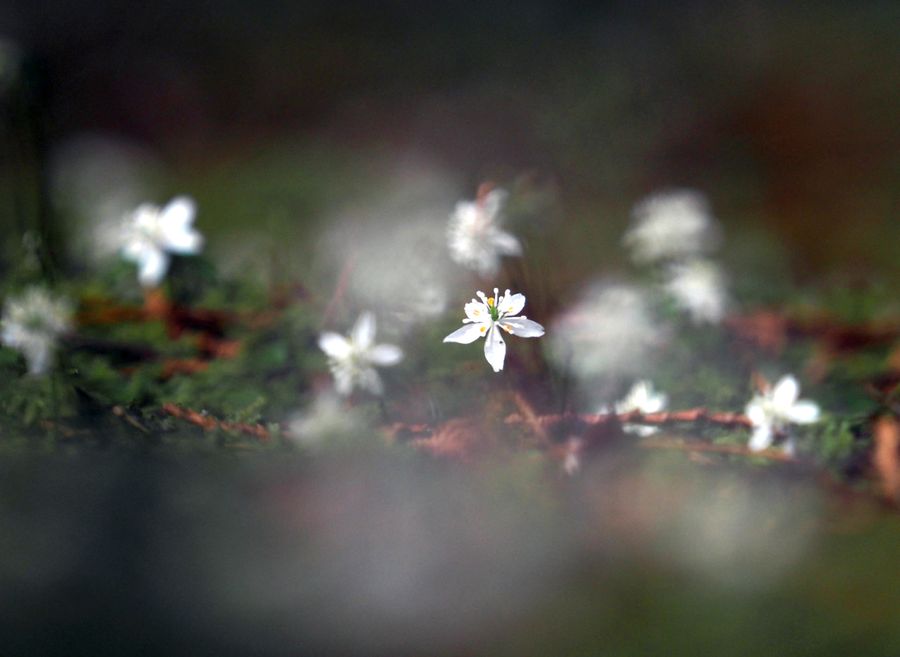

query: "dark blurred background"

left=2, top=0, right=898, bottom=282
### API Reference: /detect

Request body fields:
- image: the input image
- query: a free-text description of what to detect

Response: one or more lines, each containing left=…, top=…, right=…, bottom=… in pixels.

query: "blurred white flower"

left=1, top=287, right=73, bottom=376
left=287, top=393, right=363, bottom=447
left=120, top=196, right=203, bottom=287
left=745, top=375, right=820, bottom=452
left=319, top=312, right=403, bottom=396
left=548, top=283, right=665, bottom=380
left=562, top=437, right=584, bottom=475
left=321, top=200, right=461, bottom=335
left=443, top=288, right=544, bottom=373
left=603, top=380, right=668, bottom=437
left=447, top=188, right=522, bottom=276
left=664, top=259, right=729, bottom=324
left=624, top=189, right=720, bottom=264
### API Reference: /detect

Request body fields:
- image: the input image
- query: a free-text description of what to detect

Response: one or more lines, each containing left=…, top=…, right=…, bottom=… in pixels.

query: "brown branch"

left=161, top=403, right=270, bottom=441
left=511, top=391, right=551, bottom=445
left=504, top=408, right=754, bottom=430
left=873, top=415, right=900, bottom=503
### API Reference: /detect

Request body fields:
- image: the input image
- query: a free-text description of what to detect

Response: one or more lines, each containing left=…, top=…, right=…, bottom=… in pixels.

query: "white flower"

left=1, top=287, right=73, bottom=375
left=287, top=393, right=363, bottom=447
left=120, top=196, right=203, bottom=287
left=548, top=283, right=666, bottom=379
left=624, top=189, right=720, bottom=264
left=605, top=380, right=668, bottom=436
left=443, top=288, right=544, bottom=372
left=447, top=188, right=522, bottom=276
left=319, top=312, right=403, bottom=396
left=664, top=259, right=728, bottom=324
left=745, top=375, right=820, bottom=452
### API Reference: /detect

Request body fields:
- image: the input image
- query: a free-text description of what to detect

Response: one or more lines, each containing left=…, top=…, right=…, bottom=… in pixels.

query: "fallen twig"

left=504, top=408, right=754, bottom=430
left=873, top=415, right=900, bottom=503
left=161, top=403, right=270, bottom=440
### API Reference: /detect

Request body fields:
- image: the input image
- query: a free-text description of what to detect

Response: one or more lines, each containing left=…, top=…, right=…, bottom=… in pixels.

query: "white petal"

left=745, top=399, right=768, bottom=427
left=645, top=392, right=668, bottom=414
left=498, top=292, right=525, bottom=317
left=24, top=341, right=51, bottom=376
left=359, top=368, right=383, bottom=395
left=772, top=376, right=799, bottom=410
left=137, top=248, right=169, bottom=287
left=160, top=198, right=202, bottom=253
left=163, top=225, right=203, bottom=254
left=491, top=230, right=522, bottom=256
left=160, top=196, right=196, bottom=230
left=333, top=368, right=354, bottom=396
left=787, top=401, right=820, bottom=424
left=319, top=332, right=352, bottom=359
left=500, top=316, right=544, bottom=338
left=352, top=312, right=376, bottom=349
left=121, top=238, right=150, bottom=263
left=483, top=324, right=507, bottom=372
left=482, top=188, right=508, bottom=219
left=369, top=344, right=403, bottom=366
left=443, top=323, right=486, bottom=344
left=748, top=425, right=773, bottom=451
left=464, top=301, right=490, bottom=323
left=623, top=423, right=659, bottom=437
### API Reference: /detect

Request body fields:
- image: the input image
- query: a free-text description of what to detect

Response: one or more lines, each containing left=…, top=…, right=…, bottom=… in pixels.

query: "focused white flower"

left=447, top=188, right=522, bottom=276
left=604, top=380, right=668, bottom=436
left=745, top=375, right=820, bottom=452
left=664, top=259, right=728, bottom=324
left=319, top=312, right=403, bottom=396
left=443, top=288, right=544, bottom=372
left=1, top=287, right=73, bottom=376
left=120, top=196, right=203, bottom=287
left=624, top=189, right=720, bottom=264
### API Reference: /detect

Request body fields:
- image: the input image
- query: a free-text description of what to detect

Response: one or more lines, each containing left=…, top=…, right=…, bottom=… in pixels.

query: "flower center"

left=487, top=297, right=500, bottom=321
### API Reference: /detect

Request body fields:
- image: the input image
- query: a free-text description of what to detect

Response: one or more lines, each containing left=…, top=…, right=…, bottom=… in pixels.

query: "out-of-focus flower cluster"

left=625, top=189, right=729, bottom=324
left=1, top=287, right=73, bottom=376
left=548, top=283, right=665, bottom=381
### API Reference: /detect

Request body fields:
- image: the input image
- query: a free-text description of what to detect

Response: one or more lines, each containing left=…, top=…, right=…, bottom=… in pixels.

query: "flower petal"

left=745, top=399, right=768, bottom=427
left=359, top=368, right=383, bottom=395
left=369, top=344, right=403, bottom=366
left=160, top=197, right=202, bottom=253
left=481, top=188, right=508, bottom=219
left=748, top=425, right=773, bottom=451
left=498, top=292, right=525, bottom=317
left=491, top=230, right=522, bottom=256
left=464, top=301, right=490, bottom=323
left=787, top=400, right=820, bottom=424
left=319, top=332, right=351, bottom=359
left=137, top=248, right=169, bottom=287
left=443, top=323, right=486, bottom=344
left=499, top=316, right=544, bottom=338
left=483, top=324, right=507, bottom=372
left=333, top=367, right=354, bottom=396
left=352, top=312, right=376, bottom=349
left=772, top=375, right=799, bottom=410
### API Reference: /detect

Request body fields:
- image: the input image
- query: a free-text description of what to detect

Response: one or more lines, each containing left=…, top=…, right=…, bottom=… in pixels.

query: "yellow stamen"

left=479, top=325, right=486, bottom=333
left=487, top=297, right=495, bottom=307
